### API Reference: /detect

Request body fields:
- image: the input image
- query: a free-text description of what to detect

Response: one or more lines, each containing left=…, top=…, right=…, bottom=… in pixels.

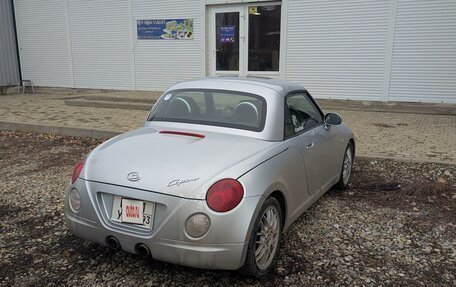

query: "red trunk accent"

left=159, top=130, right=205, bottom=139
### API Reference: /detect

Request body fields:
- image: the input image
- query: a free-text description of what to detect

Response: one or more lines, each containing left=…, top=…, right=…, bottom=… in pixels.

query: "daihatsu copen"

left=65, top=78, right=355, bottom=277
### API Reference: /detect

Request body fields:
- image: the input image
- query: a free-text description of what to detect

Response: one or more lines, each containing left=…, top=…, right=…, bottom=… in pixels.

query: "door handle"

left=306, top=143, right=315, bottom=149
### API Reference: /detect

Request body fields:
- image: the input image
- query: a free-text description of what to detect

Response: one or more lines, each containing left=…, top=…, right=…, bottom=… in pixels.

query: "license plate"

left=111, top=196, right=155, bottom=229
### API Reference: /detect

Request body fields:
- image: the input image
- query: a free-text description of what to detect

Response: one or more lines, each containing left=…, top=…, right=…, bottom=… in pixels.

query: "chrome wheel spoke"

left=264, top=247, right=271, bottom=260
left=256, top=230, right=266, bottom=237
left=271, top=214, right=278, bottom=229
left=255, top=244, right=262, bottom=257
left=260, top=218, right=266, bottom=230
left=272, top=230, right=279, bottom=238
left=255, top=237, right=264, bottom=245
left=266, top=209, right=272, bottom=224
left=255, top=242, right=267, bottom=260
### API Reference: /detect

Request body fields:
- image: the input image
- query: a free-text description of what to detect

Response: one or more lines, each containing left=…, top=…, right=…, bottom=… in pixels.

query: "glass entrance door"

left=209, top=3, right=281, bottom=77
left=210, top=7, right=244, bottom=76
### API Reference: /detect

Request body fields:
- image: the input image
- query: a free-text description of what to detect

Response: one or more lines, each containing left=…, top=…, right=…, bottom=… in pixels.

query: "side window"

left=284, top=103, right=295, bottom=138
left=286, top=93, right=323, bottom=134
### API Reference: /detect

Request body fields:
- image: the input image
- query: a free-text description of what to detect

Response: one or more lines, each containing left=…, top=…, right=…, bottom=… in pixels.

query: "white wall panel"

left=132, top=0, right=203, bottom=91
left=388, top=0, right=456, bottom=103
left=14, top=0, right=72, bottom=87
left=285, top=0, right=390, bottom=101
left=12, top=0, right=456, bottom=102
left=0, top=0, right=20, bottom=86
left=68, top=0, right=132, bottom=90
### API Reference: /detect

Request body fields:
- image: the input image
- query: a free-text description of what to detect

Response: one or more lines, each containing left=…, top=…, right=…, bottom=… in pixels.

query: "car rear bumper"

left=65, top=211, right=247, bottom=270
left=64, top=180, right=262, bottom=270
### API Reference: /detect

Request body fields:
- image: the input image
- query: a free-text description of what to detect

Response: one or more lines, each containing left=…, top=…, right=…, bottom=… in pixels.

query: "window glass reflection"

left=248, top=5, right=281, bottom=72
left=216, top=12, right=240, bottom=71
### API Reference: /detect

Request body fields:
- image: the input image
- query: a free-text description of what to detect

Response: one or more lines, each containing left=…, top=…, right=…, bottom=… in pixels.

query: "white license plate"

left=111, top=195, right=155, bottom=229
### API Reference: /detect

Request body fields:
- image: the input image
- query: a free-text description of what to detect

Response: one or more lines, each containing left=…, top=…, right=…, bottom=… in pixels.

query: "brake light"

left=159, top=130, right=205, bottom=139
left=72, top=159, right=85, bottom=184
left=206, top=179, right=244, bottom=212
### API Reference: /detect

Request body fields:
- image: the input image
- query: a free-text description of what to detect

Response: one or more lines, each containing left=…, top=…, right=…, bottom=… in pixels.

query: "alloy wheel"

left=255, top=205, right=280, bottom=270
left=342, top=147, right=353, bottom=185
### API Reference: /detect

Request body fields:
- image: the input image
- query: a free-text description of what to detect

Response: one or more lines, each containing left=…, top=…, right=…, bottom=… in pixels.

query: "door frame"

left=207, top=1, right=284, bottom=78
left=209, top=5, right=245, bottom=77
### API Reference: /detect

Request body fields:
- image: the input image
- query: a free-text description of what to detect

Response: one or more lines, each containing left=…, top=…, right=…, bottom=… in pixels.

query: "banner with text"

left=137, top=19, right=193, bottom=40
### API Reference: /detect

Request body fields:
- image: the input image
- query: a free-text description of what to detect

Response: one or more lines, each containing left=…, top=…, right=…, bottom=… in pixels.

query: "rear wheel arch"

left=268, top=190, right=287, bottom=230
left=349, top=138, right=355, bottom=157
left=239, top=196, right=283, bottom=276
left=243, top=187, right=287, bottom=242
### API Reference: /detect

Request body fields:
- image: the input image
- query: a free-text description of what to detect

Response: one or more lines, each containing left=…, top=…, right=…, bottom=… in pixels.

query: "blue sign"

left=220, top=26, right=236, bottom=43
left=137, top=19, right=193, bottom=40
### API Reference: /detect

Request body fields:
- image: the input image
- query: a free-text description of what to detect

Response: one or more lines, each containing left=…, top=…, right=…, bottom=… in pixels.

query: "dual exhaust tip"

left=106, top=236, right=150, bottom=258
left=106, top=236, right=121, bottom=250
left=136, top=243, right=150, bottom=258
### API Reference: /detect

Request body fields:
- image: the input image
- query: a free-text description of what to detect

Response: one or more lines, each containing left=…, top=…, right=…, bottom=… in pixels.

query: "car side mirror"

left=324, top=113, right=342, bottom=125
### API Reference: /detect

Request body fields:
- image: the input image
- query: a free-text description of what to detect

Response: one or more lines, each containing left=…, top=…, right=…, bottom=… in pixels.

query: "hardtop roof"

left=168, top=77, right=306, bottom=96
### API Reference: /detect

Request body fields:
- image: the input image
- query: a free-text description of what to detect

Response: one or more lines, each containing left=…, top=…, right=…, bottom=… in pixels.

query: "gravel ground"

left=0, top=131, right=455, bottom=286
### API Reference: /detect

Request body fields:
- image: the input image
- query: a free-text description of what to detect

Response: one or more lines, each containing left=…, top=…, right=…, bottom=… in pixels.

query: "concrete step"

left=83, top=95, right=155, bottom=104
left=65, top=98, right=155, bottom=111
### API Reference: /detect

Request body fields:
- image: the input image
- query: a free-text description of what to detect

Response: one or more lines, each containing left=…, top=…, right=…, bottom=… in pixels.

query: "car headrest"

left=168, top=97, right=191, bottom=117
left=232, top=101, right=259, bottom=126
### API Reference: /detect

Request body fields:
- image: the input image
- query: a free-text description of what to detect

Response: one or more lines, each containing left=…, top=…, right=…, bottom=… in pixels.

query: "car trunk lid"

left=83, top=127, right=277, bottom=199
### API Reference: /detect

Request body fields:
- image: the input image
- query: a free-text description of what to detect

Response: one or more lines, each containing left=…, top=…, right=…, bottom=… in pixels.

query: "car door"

left=285, top=92, right=336, bottom=196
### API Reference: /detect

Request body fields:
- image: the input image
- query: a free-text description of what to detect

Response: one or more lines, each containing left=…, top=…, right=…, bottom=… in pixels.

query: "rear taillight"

left=206, top=179, right=244, bottom=212
left=72, top=159, right=85, bottom=184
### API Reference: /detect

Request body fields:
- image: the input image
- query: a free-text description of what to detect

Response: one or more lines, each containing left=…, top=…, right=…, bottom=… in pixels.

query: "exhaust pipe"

left=106, top=236, right=121, bottom=250
left=136, top=243, right=150, bottom=258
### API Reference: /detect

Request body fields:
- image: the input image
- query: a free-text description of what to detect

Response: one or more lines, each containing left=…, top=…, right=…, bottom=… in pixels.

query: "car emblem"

left=127, top=172, right=141, bottom=182
left=167, top=177, right=199, bottom=187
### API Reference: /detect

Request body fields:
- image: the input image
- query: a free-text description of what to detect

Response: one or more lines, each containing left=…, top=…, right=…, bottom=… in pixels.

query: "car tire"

left=239, top=197, right=282, bottom=277
left=336, top=142, right=354, bottom=190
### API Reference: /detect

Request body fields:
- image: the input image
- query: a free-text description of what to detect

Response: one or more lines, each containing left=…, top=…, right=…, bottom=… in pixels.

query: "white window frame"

left=207, top=1, right=285, bottom=79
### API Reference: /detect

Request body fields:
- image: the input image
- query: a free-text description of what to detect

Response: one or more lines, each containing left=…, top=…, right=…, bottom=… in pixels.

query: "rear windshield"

left=147, top=89, right=266, bottom=132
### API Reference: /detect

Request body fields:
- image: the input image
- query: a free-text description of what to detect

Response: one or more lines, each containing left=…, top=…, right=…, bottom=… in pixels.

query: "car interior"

left=162, top=94, right=262, bottom=129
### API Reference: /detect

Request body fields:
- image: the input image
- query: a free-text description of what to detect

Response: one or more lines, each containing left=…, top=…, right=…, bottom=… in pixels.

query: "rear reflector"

left=159, top=130, right=205, bottom=139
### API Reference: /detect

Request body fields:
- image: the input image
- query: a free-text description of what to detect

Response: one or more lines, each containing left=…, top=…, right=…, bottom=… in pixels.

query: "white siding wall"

left=12, top=0, right=456, bottom=103
left=0, top=0, right=20, bottom=86
left=388, top=0, right=456, bottom=103
left=14, top=0, right=73, bottom=87
left=67, top=0, right=132, bottom=90
left=285, top=0, right=390, bottom=101
left=132, top=0, right=203, bottom=91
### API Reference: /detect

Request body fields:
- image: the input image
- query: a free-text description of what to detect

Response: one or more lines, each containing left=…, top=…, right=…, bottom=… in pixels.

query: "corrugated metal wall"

left=13, top=0, right=203, bottom=91
left=14, top=0, right=73, bottom=87
left=67, top=0, right=132, bottom=90
left=0, top=0, right=20, bottom=87
left=388, top=0, right=456, bottom=103
left=285, top=0, right=391, bottom=101
left=11, top=0, right=456, bottom=103
left=132, top=0, right=203, bottom=91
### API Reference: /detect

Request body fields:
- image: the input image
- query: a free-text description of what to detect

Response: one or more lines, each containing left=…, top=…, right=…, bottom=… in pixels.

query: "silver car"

left=64, top=78, right=355, bottom=277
